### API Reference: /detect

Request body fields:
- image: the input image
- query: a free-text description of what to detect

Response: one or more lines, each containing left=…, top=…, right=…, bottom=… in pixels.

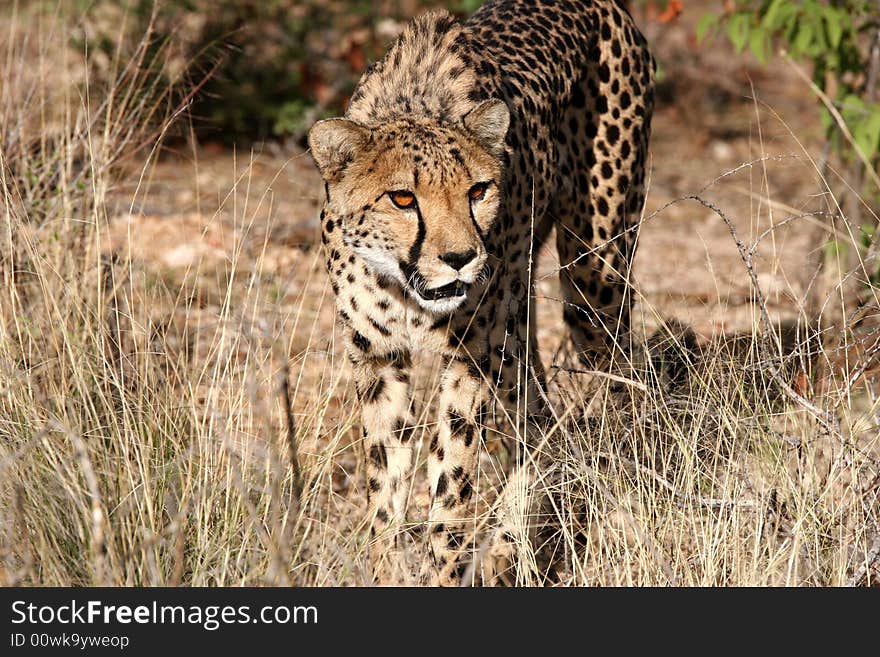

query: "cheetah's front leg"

left=426, top=356, right=486, bottom=586
left=349, top=335, right=416, bottom=583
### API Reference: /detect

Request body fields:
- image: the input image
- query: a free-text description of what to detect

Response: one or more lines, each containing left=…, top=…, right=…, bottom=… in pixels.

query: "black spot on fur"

left=352, top=331, right=371, bottom=352
left=448, top=409, right=467, bottom=434
left=435, top=472, right=448, bottom=497
left=459, top=477, right=472, bottom=502
left=362, top=377, right=386, bottom=404
left=369, top=444, right=387, bottom=469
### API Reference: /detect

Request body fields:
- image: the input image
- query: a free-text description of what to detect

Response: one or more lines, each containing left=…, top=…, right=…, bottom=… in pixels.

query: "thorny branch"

left=686, top=195, right=834, bottom=420
left=547, top=154, right=802, bottom=278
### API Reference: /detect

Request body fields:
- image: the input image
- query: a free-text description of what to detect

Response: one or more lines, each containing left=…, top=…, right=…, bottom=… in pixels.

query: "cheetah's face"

left=308, top=100, right=509, bottom=314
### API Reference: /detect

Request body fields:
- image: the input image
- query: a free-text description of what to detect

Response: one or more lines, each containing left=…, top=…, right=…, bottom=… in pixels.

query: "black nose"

left=439, top=249, right=477, bottom=271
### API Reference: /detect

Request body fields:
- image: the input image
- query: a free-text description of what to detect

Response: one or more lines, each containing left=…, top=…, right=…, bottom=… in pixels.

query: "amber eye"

left=469, top=182, right=490, bottom=202
left=389, top=190, right=417, bottom=209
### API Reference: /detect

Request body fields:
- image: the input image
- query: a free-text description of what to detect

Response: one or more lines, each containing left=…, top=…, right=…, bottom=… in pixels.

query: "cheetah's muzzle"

left=419, top=280, right=468, bottom=301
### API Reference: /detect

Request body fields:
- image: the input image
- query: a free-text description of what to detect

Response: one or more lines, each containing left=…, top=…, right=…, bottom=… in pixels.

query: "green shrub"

left=698, top=0, right=879, bottom=288
left=698, top=0, right=879, bottom=169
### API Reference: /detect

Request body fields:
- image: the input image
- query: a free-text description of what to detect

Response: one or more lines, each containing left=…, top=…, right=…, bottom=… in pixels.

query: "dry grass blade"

left=847, top=530, right=880, bottom=587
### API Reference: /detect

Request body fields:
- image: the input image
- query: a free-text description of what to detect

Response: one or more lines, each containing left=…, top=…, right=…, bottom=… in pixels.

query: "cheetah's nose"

left=439, top=249, right=477, bottom=271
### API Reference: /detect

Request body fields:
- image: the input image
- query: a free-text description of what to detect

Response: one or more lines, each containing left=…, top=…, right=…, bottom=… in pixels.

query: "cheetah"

left=307, top=0, right=655, bottom=586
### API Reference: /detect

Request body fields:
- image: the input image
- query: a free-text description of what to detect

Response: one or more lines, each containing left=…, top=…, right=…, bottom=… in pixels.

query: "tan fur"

left=346, top=11, right=478, bottom=127
left=308, top=0, right=655, bottom=585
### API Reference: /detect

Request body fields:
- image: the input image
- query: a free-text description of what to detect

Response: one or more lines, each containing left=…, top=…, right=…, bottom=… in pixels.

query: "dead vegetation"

left=1, top=3, right=878, bottom=587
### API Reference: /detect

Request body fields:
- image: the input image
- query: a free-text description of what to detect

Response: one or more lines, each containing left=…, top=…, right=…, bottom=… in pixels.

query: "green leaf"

left=792, top=18, right=814, bottom=57
left=824, top=239, right=846, bottom=261
left=840, top=93, right=867, bottom=121
left=749, top=27, right=769, bottom=63
left=823, top=7, right=844, bottom=50
left=696, top=13, right=718, bottom=43
left=727, top=12, right=751, bottom=53
left=853, top=108, right=880, bottom=162
left=806, top=10, right=827, bottom=58
left=760, top=0, right=787, bottom=32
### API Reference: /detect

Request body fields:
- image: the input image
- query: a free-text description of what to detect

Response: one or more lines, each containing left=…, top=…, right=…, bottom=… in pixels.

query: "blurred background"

left=74, top=0, right=481, bottom=144
left=62, top=0, right=880, bottom=165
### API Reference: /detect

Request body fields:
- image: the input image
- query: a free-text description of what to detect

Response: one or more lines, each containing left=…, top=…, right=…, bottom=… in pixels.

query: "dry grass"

left=1, top=4, right=878, bottom=587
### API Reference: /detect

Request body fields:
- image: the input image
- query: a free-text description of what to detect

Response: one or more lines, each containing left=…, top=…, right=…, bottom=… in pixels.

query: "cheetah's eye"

left=388, top=190, right=417, bottom=209
left=468, top=182, right=490, bottom=202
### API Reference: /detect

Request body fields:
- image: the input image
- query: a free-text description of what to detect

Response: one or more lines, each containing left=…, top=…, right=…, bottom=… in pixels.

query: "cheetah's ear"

left=308, top=118, right=370, bottom=180
left=462, top=99, right=510, bottom=156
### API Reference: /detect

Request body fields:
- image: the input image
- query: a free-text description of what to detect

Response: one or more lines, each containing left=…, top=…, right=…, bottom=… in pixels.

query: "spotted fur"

left=308, top=0, right=655, bottom=586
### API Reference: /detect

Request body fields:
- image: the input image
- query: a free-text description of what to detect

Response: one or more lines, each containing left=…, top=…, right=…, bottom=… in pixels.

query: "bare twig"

left=551, top=365, right=649, bottom=393
left=838, top=332, right=880, bottom=403
left=281, top=363, right=303, bottom=502
left=691, top=195, right=880, bottom=481
left=546, top=155, right=801, bottom=277
left=686, top=195, right=833, bottom=420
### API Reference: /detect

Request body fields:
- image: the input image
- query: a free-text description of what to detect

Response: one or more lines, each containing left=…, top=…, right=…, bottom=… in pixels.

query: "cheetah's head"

left=308, top=100, right=509, bottom=314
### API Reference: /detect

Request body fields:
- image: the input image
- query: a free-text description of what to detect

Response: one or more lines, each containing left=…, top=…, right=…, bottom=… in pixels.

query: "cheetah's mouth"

left=418, top=280, right=468, bottom=301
